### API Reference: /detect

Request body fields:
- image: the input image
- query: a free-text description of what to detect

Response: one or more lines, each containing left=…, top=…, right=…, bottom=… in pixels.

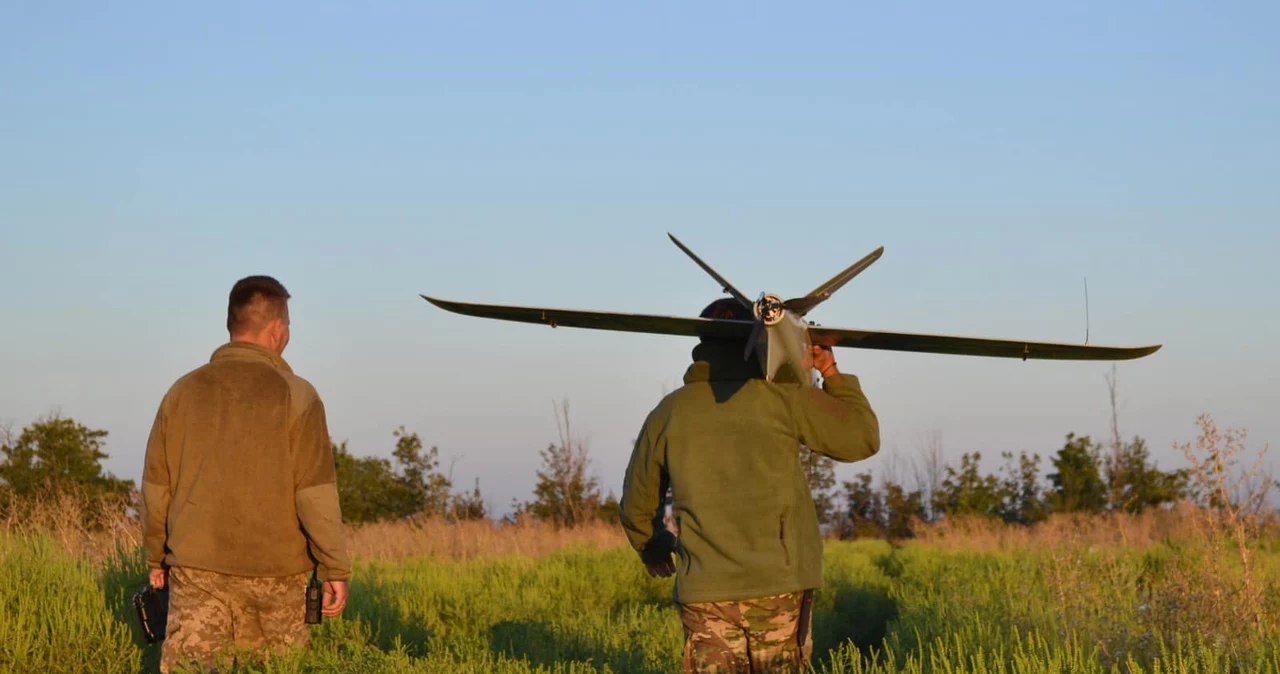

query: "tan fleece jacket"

left=141, top=341, right=351, bottom=581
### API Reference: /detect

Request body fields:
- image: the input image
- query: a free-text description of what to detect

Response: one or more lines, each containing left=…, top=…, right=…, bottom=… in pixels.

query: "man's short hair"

left=700, top=297, right=752, bottom=322
left=698, top=297, right=754, bottom=344
left=227, top=275, right=291, bottom=334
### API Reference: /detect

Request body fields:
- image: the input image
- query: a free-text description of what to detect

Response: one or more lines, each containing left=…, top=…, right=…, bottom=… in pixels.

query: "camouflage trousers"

left=679, top=589, right=814, bottom=673
left=160, top=566, right=312, bottom=674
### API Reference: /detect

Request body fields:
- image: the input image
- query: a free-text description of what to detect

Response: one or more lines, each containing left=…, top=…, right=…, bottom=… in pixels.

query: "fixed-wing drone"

left=421, top=233, right=1160, bottom=385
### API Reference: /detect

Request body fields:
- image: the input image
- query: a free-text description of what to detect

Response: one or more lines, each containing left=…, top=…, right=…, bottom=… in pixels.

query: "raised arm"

left=788, top=346, right=880, bottom=462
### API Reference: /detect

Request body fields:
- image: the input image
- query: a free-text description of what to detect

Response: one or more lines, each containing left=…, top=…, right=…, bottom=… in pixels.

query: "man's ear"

left=267, top=317, right=285, bottom=344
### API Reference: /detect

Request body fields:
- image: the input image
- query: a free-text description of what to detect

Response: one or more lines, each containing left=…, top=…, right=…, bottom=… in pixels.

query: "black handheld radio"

left=305, top=570, right=324, bottom=624
left=132, top=584, right=169, bottom=644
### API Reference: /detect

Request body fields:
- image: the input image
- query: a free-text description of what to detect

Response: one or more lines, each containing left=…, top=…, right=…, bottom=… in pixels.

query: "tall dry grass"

left=0, top=486, right=141, bottom=568
left=910, top=504, right=1198, bottom=552
left=1169, top=413, right=1279, bottom=641
left=903, top=499, right=1280, bottom=660
left=346, top=514, right=626, bottom=562
left=0, top=482, right=1194, bottom=566
left=0, top=486, right=627, bottom=571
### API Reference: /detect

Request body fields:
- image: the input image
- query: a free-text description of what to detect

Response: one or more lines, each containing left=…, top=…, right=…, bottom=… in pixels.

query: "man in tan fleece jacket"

left=141, top=275, right=351, bottom=673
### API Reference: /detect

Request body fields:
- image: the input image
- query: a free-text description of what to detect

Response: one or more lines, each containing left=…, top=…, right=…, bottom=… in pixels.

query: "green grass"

left=0, top=533, right=140, bottom=674
left=3, top=532, right=1278, bottom=674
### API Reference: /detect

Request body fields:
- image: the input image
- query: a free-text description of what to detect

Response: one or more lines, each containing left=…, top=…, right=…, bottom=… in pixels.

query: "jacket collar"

left=683, top=340, right=763, bottom=384
left=210, top=340, right=293, bottom=373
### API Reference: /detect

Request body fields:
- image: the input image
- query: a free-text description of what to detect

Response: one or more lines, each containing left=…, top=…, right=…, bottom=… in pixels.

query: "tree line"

left=329, top=400, right=621, bottom=526
left=0, top=400, right=620, bottom=529
left=3, top=371, right=1273, bottom=534
left=806, top=368, right=1276, bottom=540
left=0, top=409, right=1191, bottom=533
left=803, top=430, right=1191, bottom=541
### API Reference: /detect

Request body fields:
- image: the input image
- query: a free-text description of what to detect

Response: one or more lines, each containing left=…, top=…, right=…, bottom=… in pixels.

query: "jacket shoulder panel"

left=276, top=370, right=322, bottom=420
left=160, top=362, right=218, bottom=410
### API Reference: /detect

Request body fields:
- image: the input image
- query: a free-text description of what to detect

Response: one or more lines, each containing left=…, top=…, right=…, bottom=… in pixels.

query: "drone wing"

left=808, top=325, right=1161, bottom=361
left=421, top=296, right=1161, bottom=361
left=420, top=295, right=754, bottom=340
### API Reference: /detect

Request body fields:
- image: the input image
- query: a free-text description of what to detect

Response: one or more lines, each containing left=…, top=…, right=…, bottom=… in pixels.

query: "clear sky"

left=3, top=1, right=1278, bottom=514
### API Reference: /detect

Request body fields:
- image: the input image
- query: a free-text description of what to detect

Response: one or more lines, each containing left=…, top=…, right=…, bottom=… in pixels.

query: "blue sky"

left=3, top=1, right=1277, bottom=513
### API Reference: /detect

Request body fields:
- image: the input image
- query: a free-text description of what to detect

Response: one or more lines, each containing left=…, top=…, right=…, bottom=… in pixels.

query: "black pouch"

left=305, top=570, right=323, bottom=624
left=131, top=584, right=169, bottom=644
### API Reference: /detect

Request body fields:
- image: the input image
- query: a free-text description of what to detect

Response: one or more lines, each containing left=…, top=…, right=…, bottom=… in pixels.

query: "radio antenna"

left=1083, top=276, right=1090, bottom=344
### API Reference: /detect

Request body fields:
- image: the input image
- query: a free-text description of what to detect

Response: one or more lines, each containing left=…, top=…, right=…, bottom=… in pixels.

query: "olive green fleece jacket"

left=619, top=341, right=880, bottom=604
left=141, top=341, right=351, bottom=582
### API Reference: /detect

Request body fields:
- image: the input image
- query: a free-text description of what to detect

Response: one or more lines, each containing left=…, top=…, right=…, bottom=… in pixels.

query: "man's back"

left=619, top=340, right=880, bottom=605
left=144, top=341, right=343, bottom=579
left=141, top=275, right=350, bottom=674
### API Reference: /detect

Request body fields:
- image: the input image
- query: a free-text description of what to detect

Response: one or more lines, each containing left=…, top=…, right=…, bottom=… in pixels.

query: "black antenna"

left=1083, top=276, right=1090, bottom=344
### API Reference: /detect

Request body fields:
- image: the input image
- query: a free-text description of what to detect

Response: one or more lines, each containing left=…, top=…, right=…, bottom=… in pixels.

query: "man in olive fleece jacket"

left=141, top=275, right=350, bottom=672
left=619, top=298, right=880, bottom=672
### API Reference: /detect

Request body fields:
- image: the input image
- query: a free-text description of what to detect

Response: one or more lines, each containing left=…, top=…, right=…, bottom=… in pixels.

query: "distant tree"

left=839, top=472, right=885, bottom=539
left=933, top=452, right=1004, bottom=519
left=909, top=429, right=946, bottom=523
left=800, top=445, right=838, bottom=526
left=881, top=479, right=926, bottom=539
left=1047, top=433, right=1108, bottom=514
left=516, top=399, right=606, bottom=527
left=0, top=413, right=133, bottom=499
left=597, top=490, right=621, bottom=525
left=332, top=427, right=472, bottom=524
left=997, top=450, right=1049, bottom=525
left=1098, top=365, right=1187, bottom=513
left=391, top=426, right=453, bottom=517
left=332, top=440, right=422, bottom=524
left=447, top=477, right=489, bottom=521
left=1107, top=435, right=1189, bottom=513
left=836, top=471, right=924, bottom=540
left=1103, top=365, right=1126, bottom=509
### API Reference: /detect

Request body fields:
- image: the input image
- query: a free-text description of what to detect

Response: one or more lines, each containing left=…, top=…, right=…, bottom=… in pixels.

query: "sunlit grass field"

left=4, top=505, right=1279, bottom=674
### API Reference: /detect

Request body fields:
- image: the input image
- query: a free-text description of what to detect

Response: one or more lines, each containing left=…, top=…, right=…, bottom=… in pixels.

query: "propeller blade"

left=764, top=312, right=813, bottom=384
left=781, top=295, right=825, bottom=315
left=783, top=245, right=884, bottom=316
left=668, top=232, right=753, bottom=309
left=743, top=318, right=765, bottom=361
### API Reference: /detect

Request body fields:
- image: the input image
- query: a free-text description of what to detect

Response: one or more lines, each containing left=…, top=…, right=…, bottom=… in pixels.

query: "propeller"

left=668, top=233, right=815, bottom=383
left=744, top=293, right=813, bottom=383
